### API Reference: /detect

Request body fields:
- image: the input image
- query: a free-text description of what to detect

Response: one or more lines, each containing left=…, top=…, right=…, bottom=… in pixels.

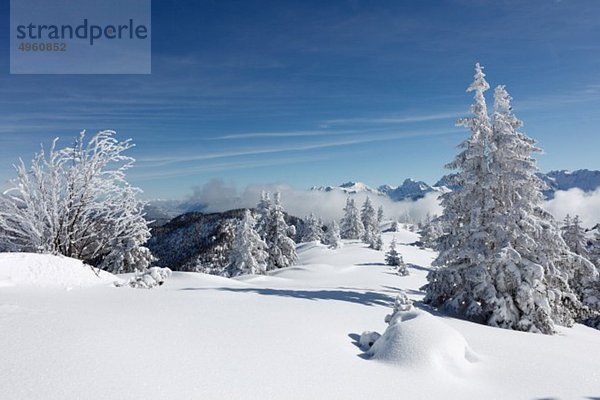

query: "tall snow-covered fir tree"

left=322, top=221, right=343, bottom=249
left=0, top=130, right=154, bottom=273
left=255, top=191, right=272, bottom=239
left=361, top=197, right=382, bottom=250
left=225, top=210, right=268, bottom=277
left=264, top=192, right=297, bottom=270
left=340, top=197, right=364, bottom=240
left=301, top=213, right=323, bottom=242
left=423, top=66, right=599, bottom=334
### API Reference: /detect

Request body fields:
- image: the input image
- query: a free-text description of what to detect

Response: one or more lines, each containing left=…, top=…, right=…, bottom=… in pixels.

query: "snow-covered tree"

left=226, top=210, right=268, bottom=277
left=361, top=197, right=382, bottom=249
left=340, top=198, right=364, bottom=240
left=592, top=229, right=600, bottom=268
left=255, top=191, right=272, bottom=238
left=322, top=221, right=342, bottom=249
left=423, top=66, right=599, bottom=334
left=300, top=213, right=323, bottom=242
left=419, top=215, right=444, bottom=249
left=0, top=130, right=154, bottom=273
left=264, top=192, right=297, bottom=270
left=562, top=215, right=589, bottom=259
left=386, top=238, right=408, bottom=276
left=377, top=206, right=384, bottom=223
left=372, top=233, right=383, bottom=251
left=390, top=220, right=399, bottom=232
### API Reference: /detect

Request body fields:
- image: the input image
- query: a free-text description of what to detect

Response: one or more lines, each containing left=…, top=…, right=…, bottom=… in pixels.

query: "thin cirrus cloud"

left=320, top=111, right=461, bottom=127
left=137, top=128, right=461, bottom=168
left=130, top=154, right=329, bottom=181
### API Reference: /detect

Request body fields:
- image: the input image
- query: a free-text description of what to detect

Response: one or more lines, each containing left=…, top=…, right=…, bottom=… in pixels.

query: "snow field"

left=0, top=227, right=599, bottom=399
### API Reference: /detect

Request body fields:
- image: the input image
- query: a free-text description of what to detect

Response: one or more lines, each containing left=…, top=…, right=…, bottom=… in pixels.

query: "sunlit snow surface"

left=1, top=226, right=599, bottom=399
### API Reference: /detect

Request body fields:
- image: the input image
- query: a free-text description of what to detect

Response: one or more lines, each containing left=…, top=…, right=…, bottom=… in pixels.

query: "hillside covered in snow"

left=1, top=227, right=599, bottom=400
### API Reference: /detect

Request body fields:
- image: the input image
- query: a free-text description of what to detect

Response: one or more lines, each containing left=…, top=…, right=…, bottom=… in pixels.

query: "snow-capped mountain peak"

left=310, top=181, right=382, bottom=195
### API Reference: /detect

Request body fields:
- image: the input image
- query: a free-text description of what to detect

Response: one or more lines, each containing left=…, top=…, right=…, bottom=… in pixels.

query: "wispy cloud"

left=137, top=128, right=461, bottom=167
left=320, top=111, right=460, bottom=127
left=211, top=128, right=358, bottom=140
left=130, top=154, right=328, bottom=181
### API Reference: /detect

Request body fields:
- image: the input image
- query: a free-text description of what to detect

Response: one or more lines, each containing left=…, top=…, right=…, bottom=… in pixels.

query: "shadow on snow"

left=180, top=287, right=395, bottom=307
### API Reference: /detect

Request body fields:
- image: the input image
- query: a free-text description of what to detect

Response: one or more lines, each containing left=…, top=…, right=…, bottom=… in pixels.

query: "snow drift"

left=365, top=294, right=478, bottom=375
left=0, top=253, right=118, bottom=288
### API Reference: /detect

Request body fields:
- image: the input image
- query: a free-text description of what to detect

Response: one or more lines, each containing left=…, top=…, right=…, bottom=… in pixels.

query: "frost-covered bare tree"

left=0, top=130, right=154, bottom=273
left=423, top=66, right=599, bottom=334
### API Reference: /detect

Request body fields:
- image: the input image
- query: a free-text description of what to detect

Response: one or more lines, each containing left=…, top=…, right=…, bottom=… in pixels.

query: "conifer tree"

left=255, top=191, right=272, bottom=238
left=361, top=197, right=381, bottom=249
left=340, top=197, right=364, bottom=240
left=225, top=210, right=268, bottom=277
left=301, top=213, right=323, bottom=242
left=377, top=206, right=384, bottom=223
left=385, top=238, right=408, bottom=275
left=322, top=221, right=343, bottom=249
left=424, top=65, right=599, bottom=334
left=562, top=215, right=589, bottom=259
left=264, top=192, right=297, bottom=270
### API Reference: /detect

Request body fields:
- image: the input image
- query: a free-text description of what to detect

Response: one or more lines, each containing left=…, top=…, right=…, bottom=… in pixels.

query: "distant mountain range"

left=146, top=169, right=600, bottom=226
left=538, top=169, right=600, bottom=199
left=310, top=169, right=600, bottom=201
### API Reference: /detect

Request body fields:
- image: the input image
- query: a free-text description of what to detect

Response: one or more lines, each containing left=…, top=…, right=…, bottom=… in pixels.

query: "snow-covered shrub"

left=385, top=291, right=414, bottom=323
left=363, top=290, right=477, bottom=373
left=121, top=267, right=172, bottom=289
left=0, top=131, right=154, bottom=273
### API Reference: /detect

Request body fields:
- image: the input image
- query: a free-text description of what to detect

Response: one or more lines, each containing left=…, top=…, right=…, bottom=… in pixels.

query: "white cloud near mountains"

left=545, top=188, right=600, bottom=228
left=187, top=180, right=600, bottom=228
left=187, top=179, right=443, bottom=223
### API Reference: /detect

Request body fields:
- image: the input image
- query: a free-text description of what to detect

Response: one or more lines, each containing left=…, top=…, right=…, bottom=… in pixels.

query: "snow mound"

left=0, top=253, right=118, bottom=288
left=368, top=308, right=478, bottom=374
left=120, top=267, right=172, bottom=289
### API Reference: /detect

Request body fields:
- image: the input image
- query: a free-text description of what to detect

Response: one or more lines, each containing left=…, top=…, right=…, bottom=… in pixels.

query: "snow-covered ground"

left=1, top=227, right=599, bottom=399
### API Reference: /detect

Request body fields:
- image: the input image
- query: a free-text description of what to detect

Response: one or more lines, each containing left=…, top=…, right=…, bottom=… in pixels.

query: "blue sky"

left=1, top=0, right=600, bottom=199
